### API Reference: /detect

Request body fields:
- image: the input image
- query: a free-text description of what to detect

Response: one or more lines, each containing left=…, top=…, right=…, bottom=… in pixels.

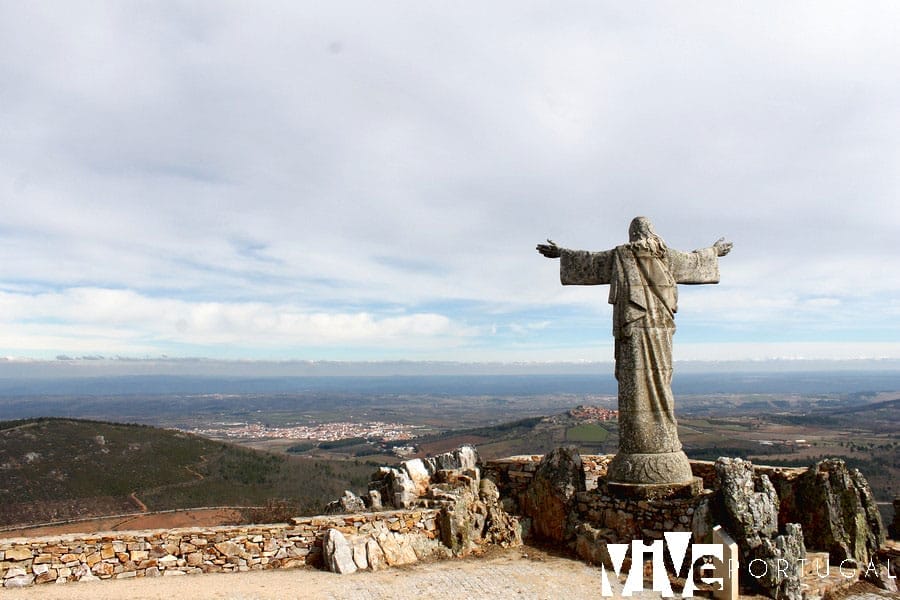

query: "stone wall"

left=574, top=486, right=711, bottom=541
left=484, top=454, right=711, bottom=546
left=483, top=455, right=807, bottom=505
left=0, top=509, right=438, bottom=588
left=483, top=454, right=611, bottom=509
left=485, top=454, right=884, bottom=554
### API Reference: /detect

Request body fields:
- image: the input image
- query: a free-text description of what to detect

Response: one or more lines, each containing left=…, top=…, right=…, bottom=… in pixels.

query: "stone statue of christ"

left=537, top=217, right=732, bottom=486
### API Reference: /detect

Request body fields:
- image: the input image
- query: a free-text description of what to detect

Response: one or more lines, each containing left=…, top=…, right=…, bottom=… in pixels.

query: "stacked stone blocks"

left=0, top=509, right=438, bottom=588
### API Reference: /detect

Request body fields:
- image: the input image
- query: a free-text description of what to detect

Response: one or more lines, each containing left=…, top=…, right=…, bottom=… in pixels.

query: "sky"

left=2, top=2, right=900, bottom=370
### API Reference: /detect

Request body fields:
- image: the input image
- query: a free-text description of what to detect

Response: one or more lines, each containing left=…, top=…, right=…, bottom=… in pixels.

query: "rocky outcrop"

left=318, top=444, right=518, bottom=569
left=716, top=457, right=805, bottom=600
left=320, top=447, right=512, bottom=575
left=436, top=476, right=521, bottom=555
left=778, top=459, right=884, bottom=566
left=521, top=446, right=585, bottom=544
left=366, top=446, right=481, bottom=510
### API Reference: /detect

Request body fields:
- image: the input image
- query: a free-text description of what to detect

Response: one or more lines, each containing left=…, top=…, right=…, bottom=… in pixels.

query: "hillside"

left=410, top=412, right=620, bottom=459
left=0, top=418, right=375, bottom=528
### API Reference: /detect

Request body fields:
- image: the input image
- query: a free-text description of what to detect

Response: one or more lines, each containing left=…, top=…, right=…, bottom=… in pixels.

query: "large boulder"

left=323, top=528, right=357, bottom=574
left=521, top=446, right=585, bottom=544
left=715, top=457, right=805, bottom=600
left=749, top=523, right=806, bottom=600
left=717, top=457, right=779, bottom=545
left=782, top=459, right=884, bottom=565
left=365, top=446, right=480, bottom=510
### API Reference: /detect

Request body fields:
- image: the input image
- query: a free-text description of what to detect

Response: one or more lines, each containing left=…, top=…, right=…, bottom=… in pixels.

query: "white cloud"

left=0, top=288, right=471, bottom=355
left=1, top=2, right=900, bottom=360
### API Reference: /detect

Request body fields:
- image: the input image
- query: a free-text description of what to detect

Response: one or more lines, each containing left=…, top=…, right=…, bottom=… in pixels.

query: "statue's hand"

left=536, top=239, right=561, bottom=259
left=714, top=237, right=733, bottom=257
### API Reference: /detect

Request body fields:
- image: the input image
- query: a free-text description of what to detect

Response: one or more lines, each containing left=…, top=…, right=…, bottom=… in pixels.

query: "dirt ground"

left=1, top=546, right=673, bottom=600
left=2, top=544, right=892, bottom=599
left=0, top=508, right=243, bottom=539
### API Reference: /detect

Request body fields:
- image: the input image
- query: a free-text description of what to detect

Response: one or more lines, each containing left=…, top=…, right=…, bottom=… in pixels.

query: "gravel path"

left=3, top=546, right=659, bottom=600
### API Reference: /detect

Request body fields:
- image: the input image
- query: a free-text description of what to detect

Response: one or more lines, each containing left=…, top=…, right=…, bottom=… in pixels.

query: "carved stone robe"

left=560, top=242, right=719, bottom=460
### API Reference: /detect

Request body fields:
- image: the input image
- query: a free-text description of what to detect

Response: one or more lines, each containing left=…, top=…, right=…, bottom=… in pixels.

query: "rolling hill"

left=0, top=418, right=375, bottom=528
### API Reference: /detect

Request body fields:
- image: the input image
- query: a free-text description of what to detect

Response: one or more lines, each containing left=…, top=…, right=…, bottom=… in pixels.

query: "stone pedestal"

left=606, top=450, right=694, bottom=486
left=606, top=477, right=703, bottom=501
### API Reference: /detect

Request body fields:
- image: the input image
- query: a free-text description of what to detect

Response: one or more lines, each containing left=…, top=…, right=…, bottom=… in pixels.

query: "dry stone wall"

left=0, top=509, right=438, bottom=588
left=574, top=486, right=711, bottom=541
left=483, top=454, right=610, bottom=509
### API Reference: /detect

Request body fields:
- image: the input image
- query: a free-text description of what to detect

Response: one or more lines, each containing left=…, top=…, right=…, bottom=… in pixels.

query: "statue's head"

left=628, top=216, right=667, bottom=257
left=628, top=216, right=656, bottom=242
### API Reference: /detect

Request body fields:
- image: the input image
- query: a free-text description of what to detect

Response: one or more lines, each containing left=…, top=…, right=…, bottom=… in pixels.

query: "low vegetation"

left=0, top=418, right=376, bottom=527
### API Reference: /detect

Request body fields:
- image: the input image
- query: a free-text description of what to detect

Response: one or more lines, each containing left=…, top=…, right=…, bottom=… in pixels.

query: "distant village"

left=184, top=420, right=420, bottom=442
left=568, top=404, right=618, bottom=421
left=756, top=438, right=811, bottom=450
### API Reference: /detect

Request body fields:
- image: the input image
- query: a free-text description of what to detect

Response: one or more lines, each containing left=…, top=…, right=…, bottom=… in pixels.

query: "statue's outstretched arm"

left=536, top=239, right=562, bottom=259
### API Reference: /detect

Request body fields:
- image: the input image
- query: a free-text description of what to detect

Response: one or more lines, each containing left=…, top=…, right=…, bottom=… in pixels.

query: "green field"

left=565, top=423, right=609, bottom=443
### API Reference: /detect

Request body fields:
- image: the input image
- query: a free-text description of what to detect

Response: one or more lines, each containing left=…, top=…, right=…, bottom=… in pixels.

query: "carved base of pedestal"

left=606, top=450, right=694, bottom=485
left=606, top=477, right=703, bottom=500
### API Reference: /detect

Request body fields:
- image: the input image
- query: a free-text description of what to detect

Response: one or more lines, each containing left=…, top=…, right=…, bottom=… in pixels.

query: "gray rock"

left=408, top=534, right=453, bottom=561
left=438, top=487, right=480, bottom=554
left=365, top=489, right=383, bottom=510
left=424, top=445, right=479, bottom=474
left=483, top=503, right=521, bottom=548
left=715, top=457, right=806, bottom=600
left=369, top=467, right=418, bottom=509
left=365, top=538, right=385, bottom=571
left=574, top=523, right=613, bottom=567
left=782, top=459, right=885, bottom=566
left=864, top=561, right=898, bottom=593
left=374, top=530, right=417, bottom=566
left=748, top=523, right=806, bottom=600
left=351, top=538, right=368, bottom=570
left=323, top=528, right=357, bottom=574
left=691, top=496, right=714, bottom=543
left=340, top=490, right=366, bottom=512
left=717, top=457, right=778, bottom=545
left=3, top=574, right=34, bottom=588
left=434, top=473, right=520, bottom=555
left=521, top=446, right=585, bottom=544
left=402, top=458, right=431, bottom=497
